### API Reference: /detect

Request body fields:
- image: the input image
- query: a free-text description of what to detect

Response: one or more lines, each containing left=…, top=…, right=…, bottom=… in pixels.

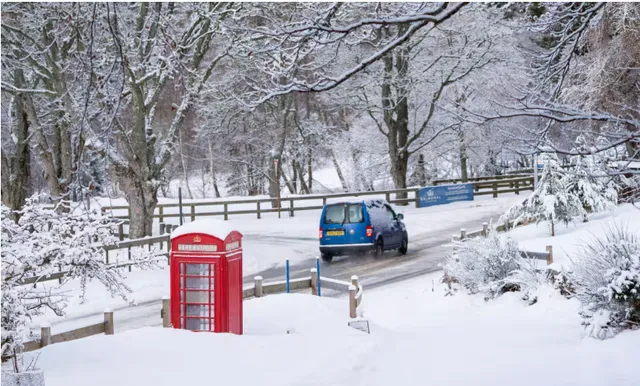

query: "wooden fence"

left=161, top=269, right=363, bottom=327
left=432, top=174, right=530, bottom=185
left=1, top=310, right=114, bottom=362
left=101, top=176, right=534, bottom=222
left=452, top=223, right=554, bottom=265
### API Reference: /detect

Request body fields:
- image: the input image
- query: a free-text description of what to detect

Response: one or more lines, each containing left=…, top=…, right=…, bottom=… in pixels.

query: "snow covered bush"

left=568, top=224, right=640, bottom=339
left=1, top=197, right=163, bottom=365
left=565, top=137, right=623, bottom=220
left=441, top=232, right=543, bottom=300
left=502, top=152, right=584, bottom=236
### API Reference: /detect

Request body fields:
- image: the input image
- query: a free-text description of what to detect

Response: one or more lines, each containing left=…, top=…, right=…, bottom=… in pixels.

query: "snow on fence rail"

left=100, top=176, right=534, bottom=223
left=1, top=310, right=114, bottom=362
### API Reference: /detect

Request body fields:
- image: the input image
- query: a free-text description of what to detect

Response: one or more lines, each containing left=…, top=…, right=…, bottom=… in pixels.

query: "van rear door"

left=321, top=203, right=367, bottom=245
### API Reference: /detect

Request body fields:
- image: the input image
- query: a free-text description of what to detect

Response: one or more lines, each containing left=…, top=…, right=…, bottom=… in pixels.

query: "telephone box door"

left=172, top=258, right=221, bottom=332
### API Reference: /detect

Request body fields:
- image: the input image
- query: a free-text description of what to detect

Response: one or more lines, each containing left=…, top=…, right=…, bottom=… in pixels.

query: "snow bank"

left=29, top=280, right=640, bottom=386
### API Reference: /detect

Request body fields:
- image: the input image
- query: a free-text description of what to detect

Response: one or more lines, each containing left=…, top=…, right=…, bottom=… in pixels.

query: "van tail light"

left=319, top=228, right=323, bottom=239
left=366, top=226, right=373, bottom=237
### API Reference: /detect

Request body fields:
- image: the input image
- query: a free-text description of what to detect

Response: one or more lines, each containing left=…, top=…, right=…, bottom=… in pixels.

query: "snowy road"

left=44, top=204, right=509, bottom=334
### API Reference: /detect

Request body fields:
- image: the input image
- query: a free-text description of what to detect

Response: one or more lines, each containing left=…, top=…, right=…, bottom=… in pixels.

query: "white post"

left=254, top=276, right=263, bottom=298
left=162, top=297, right=171, bottom=328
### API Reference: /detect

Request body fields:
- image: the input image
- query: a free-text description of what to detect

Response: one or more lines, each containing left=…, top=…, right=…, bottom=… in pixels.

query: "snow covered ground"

left=27, top=271, right=640, bottom=386
left=501, top=203, right=640, bottom=268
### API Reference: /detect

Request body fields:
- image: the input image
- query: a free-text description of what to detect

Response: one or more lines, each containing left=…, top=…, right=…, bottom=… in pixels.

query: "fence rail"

left=101, top=176, right=534, bottom=222
left=1, top=310, right=114, bottom=362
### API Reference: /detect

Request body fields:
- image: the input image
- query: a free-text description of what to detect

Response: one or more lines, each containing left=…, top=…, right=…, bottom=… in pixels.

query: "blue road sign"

left=418, top=183, right=474, bottom=208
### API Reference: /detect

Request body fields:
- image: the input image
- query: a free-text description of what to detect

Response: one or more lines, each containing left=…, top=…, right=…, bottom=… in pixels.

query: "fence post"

left=128, top=247, right=132, bottom=272
left=285, top=260, right=290, bottom=293
left=515, top=180, right=520, bottom=195
left=104, top=309, right=114, bottom=335
left=482, top=223, right=489, bottom=238
left=311, top=268, right=318, bottom=296
left=414, top=189, right=420, bottom=208
left=351, top=275, right=359, bottom=290
left=224, top=203, right=228, bottom=221
left=162, top=297, right=171, bottom=328
left=254, top=276, right=263, bottom=298
left=105, top=250, right=110, bottom=265
left=159, top=206, right=164, bottom=223
left=322, top=197, right=327, bottom=206
left=349, top=285, right=357, bottom=318
left=460, top=228, right=466, bottom=241
left=41, top=324, right=51, bottom=348
left=546, top=245, right=554, bottom=265
left=316, top=257, right=322, bottom=297
left=385, top=192, right=390, bottom=202
left=492, top=182, right=498, bottom=198
left=257, top=202, right=261, bottom=219
left=160, top=223, right=166, bottom=250
left=127, top=207, right=131, bottom=222
left=289, top=199, right=294, bottom=218
left=118, top=223, right=124, bottom=241
left=190, top=205, right=195, bottom=222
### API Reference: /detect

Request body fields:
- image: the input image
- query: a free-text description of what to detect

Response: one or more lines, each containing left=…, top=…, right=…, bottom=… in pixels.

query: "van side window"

left=384, top=205, right=396, bottom=221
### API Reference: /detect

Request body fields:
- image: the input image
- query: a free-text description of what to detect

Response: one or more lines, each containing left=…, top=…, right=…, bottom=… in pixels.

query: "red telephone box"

left=170, top=219, right=243, bottom=334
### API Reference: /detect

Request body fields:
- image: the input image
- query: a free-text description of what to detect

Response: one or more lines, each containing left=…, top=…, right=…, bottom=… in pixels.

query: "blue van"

left=318, top=199, right=408, bottom=262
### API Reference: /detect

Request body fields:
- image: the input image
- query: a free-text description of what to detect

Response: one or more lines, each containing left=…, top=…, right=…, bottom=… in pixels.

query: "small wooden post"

left=104, top=309, right=114, bottom=335
left=190, top=205, right=195, bottom=222
left=289, top=199, right=294, bottom=217
left=482, top=223, right=489, bottom=238
left=127, top=207, right=132, bottom=221
left=351, top=275, right=359, bottom=290
left=515, top=180, right=520, bottom=195
left=349, top=285, right=357, bottom=318
left=257, top=202, right=261, bottom=219
left=172, top=225, right=179, bottom=232
left=41, top=324, right=51, bottom=348
left=385, top=192, right=390, bottom=202
left=546, top=245, right=554, bottom=265
left=322, top=197, right=327, bottom=206
left=254, top=276, right=263, bottom=298
left=160, top=223, right=166, bottom=250
left=105, top=250, right=110, bottom=265
left=118, top=223, right=124, bottom=241
left=492, top=182, right=498, bottom=198
left=159, top=206, right=164, bottom=223
left=128, top=247, right=132, bottom=272
left=310, top=268, right=318, bottom=296
left=414, top=189, right=420, bottom=208
left=162, top=297, right=171, bottom=328
left=460, top=228, right=466, bottom=241
left=224, top=203, right=228, bottom=221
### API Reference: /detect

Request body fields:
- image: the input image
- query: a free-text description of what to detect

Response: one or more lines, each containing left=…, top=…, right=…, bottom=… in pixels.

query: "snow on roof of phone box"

left=171, top=218, right=240, bottom=239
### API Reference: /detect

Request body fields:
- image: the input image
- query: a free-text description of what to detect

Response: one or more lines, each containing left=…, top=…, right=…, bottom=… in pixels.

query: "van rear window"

left=324, top=204, right=364, bottom=224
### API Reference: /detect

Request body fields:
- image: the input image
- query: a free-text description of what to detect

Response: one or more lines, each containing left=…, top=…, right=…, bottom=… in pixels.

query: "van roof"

left=323, top=198, right=388, bottom=207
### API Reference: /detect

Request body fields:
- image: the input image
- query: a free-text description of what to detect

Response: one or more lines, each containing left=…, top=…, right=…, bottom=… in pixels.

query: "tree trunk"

left=179, top=127, right=193, bottom=199
left=391, top=152, right=409, bottom=203
left=331, top=151, right=349, bottom=192
left=307, top=148, right=313, bottom=192
left=296, top=161, right=310, bottom=194
left=1, top=69, right=31, bottom=219
left=118, top=172, right=158, bottom=238
left=459, top=130, right=469, bottom=182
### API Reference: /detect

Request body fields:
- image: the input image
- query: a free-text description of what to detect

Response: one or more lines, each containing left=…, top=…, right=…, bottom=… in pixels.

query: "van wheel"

left=321, top=253, right=333, bottom=263
left=374, top=239, right=384, bottom=256
left=399, top=236, right=408, bottom=255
